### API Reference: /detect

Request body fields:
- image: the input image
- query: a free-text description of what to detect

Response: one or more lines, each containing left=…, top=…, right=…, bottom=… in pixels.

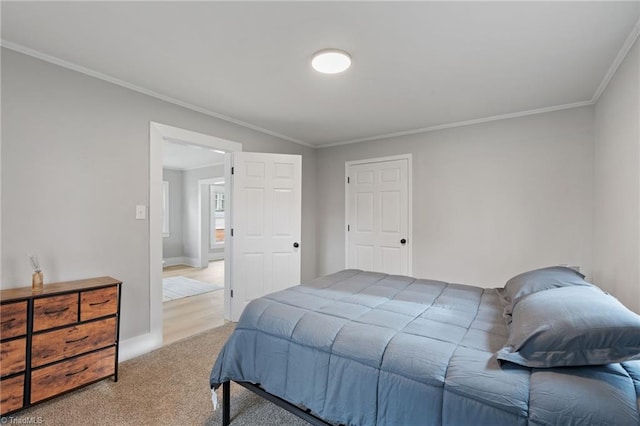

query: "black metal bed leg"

left=222, top=381, right=230, bottom=426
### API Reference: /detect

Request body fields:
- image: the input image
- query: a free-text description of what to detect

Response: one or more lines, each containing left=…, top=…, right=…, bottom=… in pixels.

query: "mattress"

left=210, top=269, right=640, bottom=425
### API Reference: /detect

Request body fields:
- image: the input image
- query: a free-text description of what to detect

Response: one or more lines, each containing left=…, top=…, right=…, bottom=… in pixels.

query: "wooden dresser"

left=0, top=277, right=121, bottom=416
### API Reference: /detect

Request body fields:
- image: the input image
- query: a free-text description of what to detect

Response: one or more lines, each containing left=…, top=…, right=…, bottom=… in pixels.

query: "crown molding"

left=317, top=14, right=639, bottom=150
left=317, top=100, right=594, bottom=148
left=163, top=162, right=225, bottom=172
left=592, top=17, right=640, bottom=103
left=0, top=40, right=314, bottom=148
left=3, top=13, right=637, bottom=153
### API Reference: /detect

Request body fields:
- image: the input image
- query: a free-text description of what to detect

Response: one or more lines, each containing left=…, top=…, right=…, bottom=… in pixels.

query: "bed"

left=210, top=268, right=640, bottom=425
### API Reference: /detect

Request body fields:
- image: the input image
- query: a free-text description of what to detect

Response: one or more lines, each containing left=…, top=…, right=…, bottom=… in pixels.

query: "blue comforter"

left=210, top=270, right=640, bottom=425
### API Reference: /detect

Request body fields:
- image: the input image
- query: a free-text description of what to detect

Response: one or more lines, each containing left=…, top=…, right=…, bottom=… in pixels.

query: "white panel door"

left=229, top=152, right=301, bottom=321
left=347, top=158, right=410, bottom=275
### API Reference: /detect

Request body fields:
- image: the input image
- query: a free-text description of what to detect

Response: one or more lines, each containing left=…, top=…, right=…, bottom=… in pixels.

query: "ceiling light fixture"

left=311, top=49, right=351, bottom=74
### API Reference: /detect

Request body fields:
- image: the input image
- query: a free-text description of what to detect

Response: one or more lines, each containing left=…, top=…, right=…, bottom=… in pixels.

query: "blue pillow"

left=500, top=266, right=592, bottom=317
left=497, top=286, right=640, bottom=368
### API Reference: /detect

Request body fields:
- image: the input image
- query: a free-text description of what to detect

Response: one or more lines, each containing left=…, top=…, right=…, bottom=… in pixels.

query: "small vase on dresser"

left=32, top=271, right=43, bottom=292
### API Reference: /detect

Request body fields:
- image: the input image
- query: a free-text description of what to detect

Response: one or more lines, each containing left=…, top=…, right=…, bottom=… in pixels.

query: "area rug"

left=162, top=276, right=224, bottom=301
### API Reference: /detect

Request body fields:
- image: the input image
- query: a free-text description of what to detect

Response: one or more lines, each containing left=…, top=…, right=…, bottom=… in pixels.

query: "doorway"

left=345, top=154, right=413, bottom=275
left=149, top=122, right=242, bottom=350
left=198, top=177, right=226, bottom=268
left=159, top=177, right=227, bottom=345
left=160, top=154, right=227, bottom=344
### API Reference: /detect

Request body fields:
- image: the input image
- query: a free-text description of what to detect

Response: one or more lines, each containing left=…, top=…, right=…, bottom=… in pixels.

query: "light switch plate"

left=136, top=205, right=146, bottom=220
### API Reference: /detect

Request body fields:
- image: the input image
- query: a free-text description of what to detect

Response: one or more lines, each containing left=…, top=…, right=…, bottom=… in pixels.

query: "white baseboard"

left=163, top=256, right=187, bottom=267
left=184, top=257, right=201, bottom=267
left=208, top=252, right=225, bottom=261
left=163, top=256, right=200, bottom=267
left=118, top=331, right=162, bottom=362
left=164, top=256, right=222, bottom=267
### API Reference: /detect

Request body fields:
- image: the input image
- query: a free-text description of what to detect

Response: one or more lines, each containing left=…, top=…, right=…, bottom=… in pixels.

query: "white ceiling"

left=162, top=140, right=225, bottom=171
left=2, top=2, right=639, bottom=147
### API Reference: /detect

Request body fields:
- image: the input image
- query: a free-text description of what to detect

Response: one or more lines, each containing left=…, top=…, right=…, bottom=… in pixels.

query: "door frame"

left=199, top=177, right=226, bottom=260
left=344, top=154, right=413, bottom=275
left=148, top=122, right=241, bottom=355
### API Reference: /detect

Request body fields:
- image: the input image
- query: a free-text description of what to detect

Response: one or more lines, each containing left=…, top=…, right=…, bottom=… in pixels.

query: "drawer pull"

left=44, top=307, right=70, bottom=315
left=65, top=336, right=89, bottom=344
left=1, top=317, right=16, bottom=325
left=89, top=299, right=110, bottom=306
left=65, top=366, right=88, bottom=377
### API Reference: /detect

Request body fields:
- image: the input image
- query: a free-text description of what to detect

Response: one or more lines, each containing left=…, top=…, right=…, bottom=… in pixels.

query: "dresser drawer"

left=33, top=293, right=78, bottom=332
left=0, top=301, right=27, bottom=339
left=0, top=337, right=26, bottom=377
left=30, top=346, right=115, bottom=404
left=31, top=317, right=116, bottom=368
left=81, top=286, right=118, bottom=321
left=0, top=374, right=24, bottom=414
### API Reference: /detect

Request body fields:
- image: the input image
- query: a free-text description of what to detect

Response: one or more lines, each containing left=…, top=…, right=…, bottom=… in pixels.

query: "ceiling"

left=2, top=1, right=639, bottom=147
left=163, top=140, right=225, bottom=171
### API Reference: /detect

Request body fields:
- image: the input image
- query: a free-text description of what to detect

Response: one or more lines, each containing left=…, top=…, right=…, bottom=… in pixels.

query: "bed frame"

left=221, top=381, right=340, bottom=426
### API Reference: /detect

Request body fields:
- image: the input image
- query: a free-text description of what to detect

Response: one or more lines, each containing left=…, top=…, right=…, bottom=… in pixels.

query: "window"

left=163, top=181, right=170, bottom=237
left=215, top=192, right=225, bottom=212
left=210, top=185, right=225, bottom=248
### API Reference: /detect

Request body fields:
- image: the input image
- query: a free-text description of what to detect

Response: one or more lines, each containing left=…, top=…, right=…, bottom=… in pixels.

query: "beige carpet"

left=8, top=323, right=307, bottom=426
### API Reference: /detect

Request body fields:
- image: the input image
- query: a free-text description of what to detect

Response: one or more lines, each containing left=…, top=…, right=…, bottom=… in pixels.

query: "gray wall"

left=162, top=164, right=228, bottom=263
left=162, top=168, right=184, bottom=259
left=1, top=48, right=317, bottom=341
left=593, top=39, right=640, bottom=313
left=3, top=36, right=637, bottom=351
left=316, top=106, right=595, bottom=288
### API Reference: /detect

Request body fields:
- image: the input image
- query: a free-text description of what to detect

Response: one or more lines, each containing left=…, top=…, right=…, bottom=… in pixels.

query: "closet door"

left=347, top=157, right=410, bottom=275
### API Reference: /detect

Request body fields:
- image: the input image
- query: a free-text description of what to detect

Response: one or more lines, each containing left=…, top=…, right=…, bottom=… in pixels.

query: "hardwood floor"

left=162, top=261, right=226, bottom=346
left=162, top=261, right=224, bottom=283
